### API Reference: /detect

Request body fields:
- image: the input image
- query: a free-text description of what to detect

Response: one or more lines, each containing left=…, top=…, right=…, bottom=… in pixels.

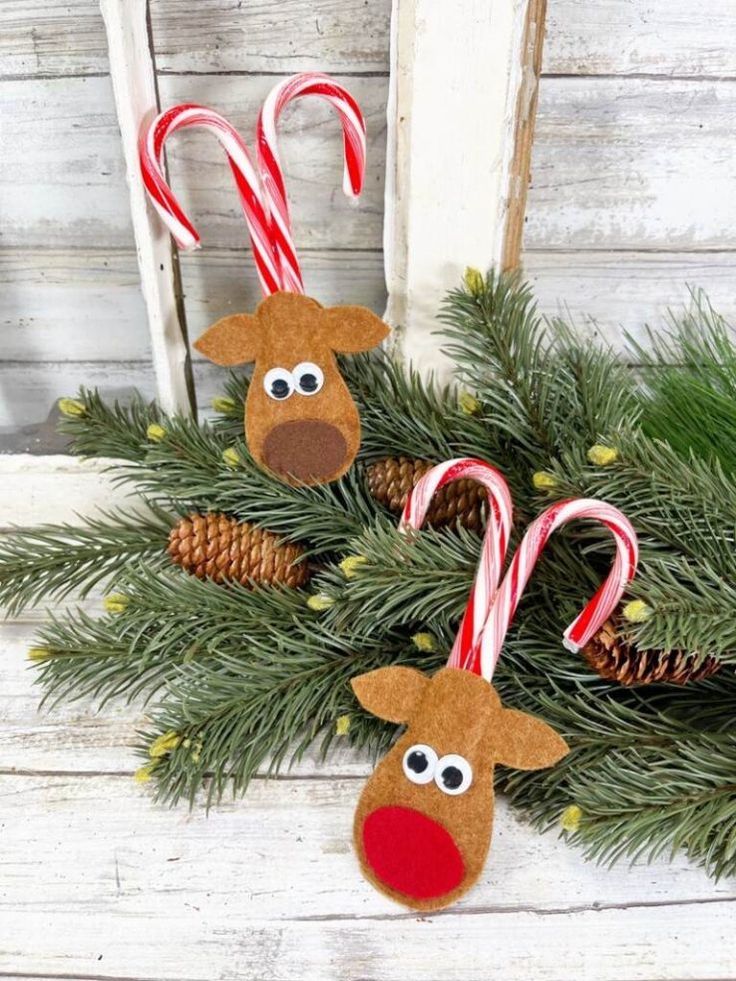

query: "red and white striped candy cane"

left=479, top=499, right=638, bottom=681
left=257, top=72, right=367, bottom=294
left=400, top=459, right=513, bottom=675
left=139, top=104, right=281, bottom=296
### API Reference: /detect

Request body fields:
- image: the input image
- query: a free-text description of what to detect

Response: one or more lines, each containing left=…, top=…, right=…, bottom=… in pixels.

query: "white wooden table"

left=1, top=456, right=735, bottom=981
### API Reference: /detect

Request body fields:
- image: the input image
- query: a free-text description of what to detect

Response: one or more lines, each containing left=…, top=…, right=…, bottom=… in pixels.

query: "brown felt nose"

left=262, top=420, right=349, bottom=484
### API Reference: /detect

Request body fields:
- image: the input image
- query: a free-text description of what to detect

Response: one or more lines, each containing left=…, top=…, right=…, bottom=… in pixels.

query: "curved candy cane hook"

left=479, top=498, right=639, bottom=681
left=257, top=72, right=367, bottom=294
left=139, top=103, right=281, bottom=296
left=400, top=458, right=514, bottom=676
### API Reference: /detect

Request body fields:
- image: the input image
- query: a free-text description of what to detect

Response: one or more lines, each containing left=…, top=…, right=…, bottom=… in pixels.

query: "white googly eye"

left=402, top=744, right=438, bottom=785
left=293, top=362, right=324, bottom=396
left=263, top=367, right=294, bottom=401
left=435, top=754, right=473, bottom=796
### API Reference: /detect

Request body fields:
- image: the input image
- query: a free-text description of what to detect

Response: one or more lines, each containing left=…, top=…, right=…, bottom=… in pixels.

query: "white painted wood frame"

left=100, top=0, right=193, bottom=415
left=100, top=0, right=544, bottom=403
left=384, top=0, right=546, bottom=376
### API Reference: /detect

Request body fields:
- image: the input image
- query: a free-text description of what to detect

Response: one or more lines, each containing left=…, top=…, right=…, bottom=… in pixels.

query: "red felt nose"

left=362, top=805, right=465, bottom=900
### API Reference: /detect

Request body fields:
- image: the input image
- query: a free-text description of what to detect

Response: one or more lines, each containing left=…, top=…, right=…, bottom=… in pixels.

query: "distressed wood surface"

left=0, top=74, right=388, bottom=250
left=6, top=75, right=736, bottom=252
left=4, top=0, right=736, bottom=80
left=0, top=461, right=734, bottom=981
left=101, top=0, right=193, bottom=415
left=384, top=0, right=538, bottom=377
left=3, top=248, right=733, bottom=364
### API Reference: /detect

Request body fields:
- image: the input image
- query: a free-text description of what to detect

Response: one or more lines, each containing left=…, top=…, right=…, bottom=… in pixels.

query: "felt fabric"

left=194, top=292, right=390, bottom=486
left=351, top=667, right=569, bottom=911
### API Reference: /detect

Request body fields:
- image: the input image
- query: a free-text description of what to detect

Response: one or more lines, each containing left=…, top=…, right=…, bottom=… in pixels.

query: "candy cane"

left=257, top=72, right=367, bottom=294
left=139, top=104, right=281, bottom=296
left=479, top=499, right=638, bottom=681
left=400, top=459, right=513, bottom=675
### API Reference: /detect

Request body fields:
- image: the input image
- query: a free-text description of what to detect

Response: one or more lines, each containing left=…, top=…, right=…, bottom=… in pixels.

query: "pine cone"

left=366, top=456, right=487, bottom=531
left=168, top=513, right=309, bottom=589
left=583, top=620, right=721, bottom=686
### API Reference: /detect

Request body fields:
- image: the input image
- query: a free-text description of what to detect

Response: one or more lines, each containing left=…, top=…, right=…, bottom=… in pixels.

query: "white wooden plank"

left=4, top=0, right=736, bottom=81
left=101, top=0, right=192, bottom=416
left=0, top=773, right=733, bottom=980
left=545, top=0, right=736, bottom=78
left=151, top=0, right=393, bottom=75
left=0, top=0, right=110, bottom=78
left=5, top=74, right=736, bottom=254
left=384, top=0, right=533, bottom=377
left=0, top=616, right=374, bottom=776
left=0, top=0, right=393, bottom=79
left=0, top=361, right=155, bottom=431
left=0, top=75, right=387, bottom=250
left=0, top=250, right=151, bottom=361
left=4, top=248, right=735, bottom=368
left=0, top=455, right=142, bottom=526
left=0, top=249, right=386, bottom=362
left=525, top=250, right=736, bottom=349
left=527, top=76, right=736, bottom=251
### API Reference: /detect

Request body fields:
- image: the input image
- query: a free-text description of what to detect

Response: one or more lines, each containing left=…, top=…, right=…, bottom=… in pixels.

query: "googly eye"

left=435, top=754, right=473, bottom=796
left=263, top=367, right=294, bottom=401
left=402, top=744, right=438, bottom=785
left=293, top=362, right=324, bottom=396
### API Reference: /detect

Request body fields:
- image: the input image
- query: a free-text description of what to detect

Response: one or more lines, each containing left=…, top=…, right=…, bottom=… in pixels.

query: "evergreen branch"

left=34, top=567, right=313, bottom=707
left=140, top=628, right=420, bottom=806
left=632, top=290, right=736, bottom=473
left=0, top=508, right=173, bottom=615
left=59, top=388, right=163, bottom=460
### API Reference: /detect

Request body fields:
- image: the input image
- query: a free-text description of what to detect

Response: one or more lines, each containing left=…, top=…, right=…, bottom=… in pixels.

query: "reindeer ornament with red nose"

left=351, top=459, right=639, bottom=911
left=140, top=74, right=389, bottom=485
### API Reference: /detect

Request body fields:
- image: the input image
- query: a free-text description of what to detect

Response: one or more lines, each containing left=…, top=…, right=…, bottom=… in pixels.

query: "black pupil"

left=271, top=378, right=290, bottom=399
left=407, top=750, right=428, bottom=774
left=299, top=372, right=318, bottom=393
left=441, top=765, right=464, bottom=790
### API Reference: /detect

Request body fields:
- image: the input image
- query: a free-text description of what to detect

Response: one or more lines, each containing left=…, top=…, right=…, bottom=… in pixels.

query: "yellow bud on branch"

left=58, top=397, right=87, bottom=418
left=335, top=715, right=351, bottom=736
left=560, top=804, right=582, bottom=832
left=532, top=471, right=558, bottom=492
left=340, top=555, right=368, bottom=579
left=587, top=444, right=619, bottom=466
left=623, top=599, right=653, bottom=624
left=222, top=447, right=241, bottom=469
left=146, top=423, right=167, bottom=443
left=412, top=632, right=437, bottom=653
left=149, top=731, right=182, bottom=759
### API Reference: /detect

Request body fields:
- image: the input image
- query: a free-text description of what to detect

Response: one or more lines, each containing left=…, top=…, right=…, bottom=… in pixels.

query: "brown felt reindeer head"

left=139, top=73, right=388, bottom=484
left=195, top=292, right=388, bottom=484
left=351, top=459, right=639, bottom=911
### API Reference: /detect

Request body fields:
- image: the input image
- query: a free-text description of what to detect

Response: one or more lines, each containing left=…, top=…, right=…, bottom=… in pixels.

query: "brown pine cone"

left=366, top=456, right=487, bottom=531
left=168, top=513, right=309, bottom=589
left=583, top=620, right=721, bottom=686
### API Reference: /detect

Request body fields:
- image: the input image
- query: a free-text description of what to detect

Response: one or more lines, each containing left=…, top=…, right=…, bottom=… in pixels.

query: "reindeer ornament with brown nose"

left=140, top=74, right=389, bottom=485
left=351, top=459, right=639, bottom=911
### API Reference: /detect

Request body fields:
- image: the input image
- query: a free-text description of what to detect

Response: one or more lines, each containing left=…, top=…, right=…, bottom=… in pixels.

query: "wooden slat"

left=0, top=75, right=387, bottom=250
left=0, top=772, right=734, bottom=980
left=5, top=75, right=736, bottom=253
left=524, top=250, right=736, bottom=348
left=0, top=617, right=374, bottom=776
left=526, top=77, right=736, bottom=251
left=0, top=249, right=386, bottom=362
left=101, top=0, right=193, bottom=416
left=150, top=0, right=392, bottom=75
left=544, top=0, right=736, bottom=78
left=5, top=0, right=735, bottom=81
left=4, top=247, right=733, bottom=364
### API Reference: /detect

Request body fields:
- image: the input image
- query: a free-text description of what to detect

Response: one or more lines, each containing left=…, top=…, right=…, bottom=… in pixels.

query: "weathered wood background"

left=3, top=0, right=736, bottom=440
left=2, top=3, right=736, bottom=979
